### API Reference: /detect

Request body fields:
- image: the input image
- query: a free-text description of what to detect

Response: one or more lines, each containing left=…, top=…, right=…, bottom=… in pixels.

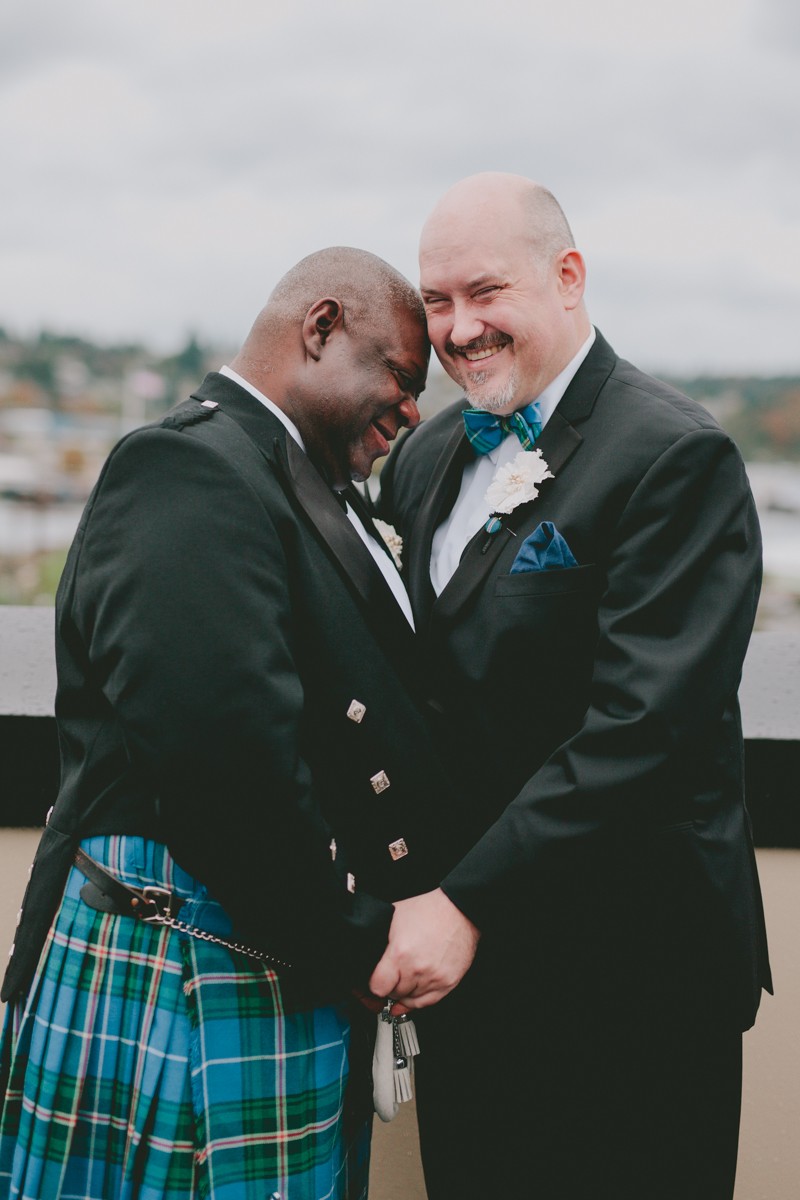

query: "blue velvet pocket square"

left=510, top=521, right=578, bottom=573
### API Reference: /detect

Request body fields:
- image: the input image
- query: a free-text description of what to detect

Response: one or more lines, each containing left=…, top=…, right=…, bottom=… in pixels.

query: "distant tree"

left=759, top=390, right=800, bottom=454
left=172, top=335, right=205, bottom=376
left=15, top=356, right=55, bottom=391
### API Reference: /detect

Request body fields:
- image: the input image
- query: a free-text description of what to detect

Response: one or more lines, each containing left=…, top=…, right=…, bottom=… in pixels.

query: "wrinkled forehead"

left=419, top=212, right=528, bottom=293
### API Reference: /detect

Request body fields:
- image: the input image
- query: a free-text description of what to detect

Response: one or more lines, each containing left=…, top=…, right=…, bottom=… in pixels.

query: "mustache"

left=446, top=334, right=512, bottom=356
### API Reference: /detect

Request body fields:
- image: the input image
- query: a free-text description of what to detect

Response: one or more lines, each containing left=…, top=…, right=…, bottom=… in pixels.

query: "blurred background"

left=1, top=0, right=799, bottom=625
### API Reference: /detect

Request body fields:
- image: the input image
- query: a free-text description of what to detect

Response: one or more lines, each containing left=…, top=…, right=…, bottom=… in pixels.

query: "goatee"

left=462, top=363, right=520, bottom=414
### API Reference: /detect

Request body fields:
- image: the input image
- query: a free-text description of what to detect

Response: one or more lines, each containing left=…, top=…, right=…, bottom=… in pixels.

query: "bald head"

left=420, top=172, right=576, bottom=275
left=242, top=247, right=424, bottom=354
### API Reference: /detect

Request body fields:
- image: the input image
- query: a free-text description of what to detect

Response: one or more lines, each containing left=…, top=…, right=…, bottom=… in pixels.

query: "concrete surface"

left=3, top=605, right=799, bottom=741
left=0, top=606, right=54, bottom=716
left=0, top=830, right=797, bottom=1197
left=371, top=1101, right=427, bottom=1200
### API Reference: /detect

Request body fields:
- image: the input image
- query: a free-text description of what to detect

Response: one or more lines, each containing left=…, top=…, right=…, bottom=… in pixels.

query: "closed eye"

left=390, top=366, right=424, bottom=398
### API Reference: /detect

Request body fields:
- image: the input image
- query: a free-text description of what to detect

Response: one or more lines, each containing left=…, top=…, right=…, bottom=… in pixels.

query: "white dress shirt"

left=220, top=365, right=415, bottom=627
left=430, top=328, right=596, bottom=596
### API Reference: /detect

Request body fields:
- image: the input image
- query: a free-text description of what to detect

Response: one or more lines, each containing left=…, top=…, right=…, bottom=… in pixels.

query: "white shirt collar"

left=219, top=365, right=305, bottom=451
left=533, top=325, right=596, bottom=426
left=481, top=327, right=596, bottom=465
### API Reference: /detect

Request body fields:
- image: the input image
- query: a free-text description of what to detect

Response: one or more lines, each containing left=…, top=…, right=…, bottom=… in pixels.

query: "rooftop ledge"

left=0, top=605, right=799, bottom=739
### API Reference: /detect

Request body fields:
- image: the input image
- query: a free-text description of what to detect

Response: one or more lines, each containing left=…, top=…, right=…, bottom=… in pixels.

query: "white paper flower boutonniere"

left=373, top=519, right=404, bottom=570
left=483, top=449, right=554, bottom=534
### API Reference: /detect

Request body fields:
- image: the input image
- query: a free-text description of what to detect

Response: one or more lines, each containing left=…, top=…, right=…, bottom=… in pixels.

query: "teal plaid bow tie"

left=462, top=400, right=542, bottom=455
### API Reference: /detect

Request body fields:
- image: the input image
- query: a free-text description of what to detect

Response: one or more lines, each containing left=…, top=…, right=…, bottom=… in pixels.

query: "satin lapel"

left=432, top=409, right=583, bottom=622
left=409, top=420, right=473, bottom=617
left=281, top=437, right=378, bottom=598
left=279, top=438, right=417, bottom=649
left=344, top=483, right=392, bottom=563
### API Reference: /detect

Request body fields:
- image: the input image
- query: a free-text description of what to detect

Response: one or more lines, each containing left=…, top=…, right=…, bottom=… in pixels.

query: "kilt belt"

left=73, top=846, right=293, bottom=969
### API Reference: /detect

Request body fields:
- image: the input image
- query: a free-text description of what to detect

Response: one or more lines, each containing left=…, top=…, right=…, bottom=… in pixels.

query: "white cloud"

left=0, top=0, right=798, bottom=371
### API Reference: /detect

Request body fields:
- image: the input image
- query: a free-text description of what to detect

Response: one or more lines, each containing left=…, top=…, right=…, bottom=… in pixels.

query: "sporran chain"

left=142, top=892, right=292, bottom=969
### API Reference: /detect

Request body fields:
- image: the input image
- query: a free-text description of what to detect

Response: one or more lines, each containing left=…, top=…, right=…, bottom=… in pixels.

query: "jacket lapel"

left=279, top=438, right=418, bottom=652
left=432, top=410, right=583, bottom=620
left=408, top=420, right=473, bottom=616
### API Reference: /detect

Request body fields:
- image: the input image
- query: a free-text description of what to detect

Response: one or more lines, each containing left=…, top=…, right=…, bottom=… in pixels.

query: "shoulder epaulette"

left=161, top=398, right=220, bottom=430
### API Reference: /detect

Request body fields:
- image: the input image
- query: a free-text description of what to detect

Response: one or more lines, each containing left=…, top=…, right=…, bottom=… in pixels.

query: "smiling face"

left=419, top=178, right=588, bottom=415
left=299, top=302, right=428, bottom=488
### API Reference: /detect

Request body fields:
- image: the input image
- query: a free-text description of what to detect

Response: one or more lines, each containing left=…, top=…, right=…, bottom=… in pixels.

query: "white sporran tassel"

left=393, top=1056, right=413, bottom=1103
left=373, top=1002, right=419, bottom=1119
left=372, top=1012, right=399, bottom=1123
left=395, top=1014, right=420, bottom=1058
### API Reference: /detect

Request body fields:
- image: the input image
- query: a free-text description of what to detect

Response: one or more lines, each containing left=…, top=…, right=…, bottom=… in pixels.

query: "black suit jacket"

left=3, top=373, right=462, bottom=1003
left=381, top=331, right=771, bottom=1030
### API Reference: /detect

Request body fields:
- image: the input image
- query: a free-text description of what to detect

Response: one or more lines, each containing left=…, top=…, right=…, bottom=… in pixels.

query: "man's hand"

left=368, top=888, right=480, bottom=1008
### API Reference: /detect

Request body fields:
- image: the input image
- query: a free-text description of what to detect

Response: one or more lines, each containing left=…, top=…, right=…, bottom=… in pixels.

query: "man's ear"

left=556, top=249, right=586, bottom=310
left=302, top=297, right=344, bottom=360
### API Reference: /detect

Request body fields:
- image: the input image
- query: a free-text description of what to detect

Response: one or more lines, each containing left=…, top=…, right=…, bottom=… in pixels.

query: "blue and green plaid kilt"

left=0, top=836, right=370, bottom=1199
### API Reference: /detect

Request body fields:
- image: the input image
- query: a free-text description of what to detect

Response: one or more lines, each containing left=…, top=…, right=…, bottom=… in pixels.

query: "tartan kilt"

left=0, top=836, right=371, bottom=1200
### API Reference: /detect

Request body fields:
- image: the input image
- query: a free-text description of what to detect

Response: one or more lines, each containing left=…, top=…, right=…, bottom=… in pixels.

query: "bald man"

left=375, top=177, right=771, bottom=1199
left=0, top=248, right=459, bottom=1200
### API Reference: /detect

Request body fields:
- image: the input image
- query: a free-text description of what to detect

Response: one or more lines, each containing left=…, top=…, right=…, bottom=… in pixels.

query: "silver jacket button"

left=370, top=770, right=390, bottom=795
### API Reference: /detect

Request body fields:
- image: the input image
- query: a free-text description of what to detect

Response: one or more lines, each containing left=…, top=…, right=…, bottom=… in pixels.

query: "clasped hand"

left=368, top=887, right=480, bottom=1009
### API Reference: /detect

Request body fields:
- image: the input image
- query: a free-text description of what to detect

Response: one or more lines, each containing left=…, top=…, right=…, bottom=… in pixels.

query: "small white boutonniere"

left=373, top=519, right=404, bottom=569
left=483, top=449, right=554, bottom=534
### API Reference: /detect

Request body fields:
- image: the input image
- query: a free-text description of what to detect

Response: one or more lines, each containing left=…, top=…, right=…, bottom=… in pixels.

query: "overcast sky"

left=2, top=0, right=799, bottom=374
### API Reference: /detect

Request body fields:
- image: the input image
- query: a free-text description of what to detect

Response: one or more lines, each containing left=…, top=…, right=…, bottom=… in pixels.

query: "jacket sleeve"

left=66, top=424, right=393, bottom=987
left=439, top=426, right=762, bottom=930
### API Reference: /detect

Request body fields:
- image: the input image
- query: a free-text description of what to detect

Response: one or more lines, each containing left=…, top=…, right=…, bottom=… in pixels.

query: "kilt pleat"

left=0, top=836, right=370, bottom=1200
